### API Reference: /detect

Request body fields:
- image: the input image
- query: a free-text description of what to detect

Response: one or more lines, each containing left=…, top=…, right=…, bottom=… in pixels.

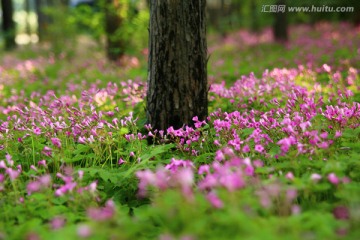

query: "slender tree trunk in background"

left=273, top=0, right=288, bottom=43
left=250, top=1, right=259, bottom=33
left=1, top=0, right=16, bottom=50
left=25, top=0, right=31, bottom=36
left=104, top=0, right=125, bottom=61
left=354, top=15, right=360, bottom=26
left=353, top=1, right=360, bottom=26
left=35, top=0, right=47, bottom=41
left=220, top=0, right=228, bottom=36
left=146, top=0, right=208, bottom=131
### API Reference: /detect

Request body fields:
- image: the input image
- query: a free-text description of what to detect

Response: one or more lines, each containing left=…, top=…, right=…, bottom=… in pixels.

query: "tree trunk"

left=104, top=0, right=125, bottom=61
left=25, top=0, right=31, bottom=37
left=273, top=0, right=288, bottom=43
left=250, top=1, right=259, bottom=33
left=146, top=0, right=208, bottom=131
left=35, top=0, right=46, bottom=41
left=1, top=0, right=16, bottom=50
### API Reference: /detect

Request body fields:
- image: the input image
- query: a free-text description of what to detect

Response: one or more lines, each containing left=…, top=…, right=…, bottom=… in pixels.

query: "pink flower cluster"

left=87, top=199, right=115, bottom=221
left=0, top=154, right=22, bottom=189
left=136, top=159, right=195, bottom=198
left=137, top=155, right=258, bottom=208
left=0, top=153, right=100, bottom=205
left=54, top=168, right=97, bottom=197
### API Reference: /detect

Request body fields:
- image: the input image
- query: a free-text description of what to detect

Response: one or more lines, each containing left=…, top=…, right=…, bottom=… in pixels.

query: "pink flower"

left=320, top=132, right=328, bottom=139
left=87, top=200, right=115, bottom=221
left=285, top=172, right=294, bottom=180
left=333, top=206, right=349, bottom=220
left=51, top=138, right=62, bottom=148
left=323, top=64, right=331, bottom=73
left=254, top=144, right=264, bottom=153
left=334, top=131, right=342, bottom=138
left=215, top=150, right=225, bottom=161
left=55, top=174, right=77, bottom=196
left=38, top=160, right=47, bottom=167
left=176, top=168, right=194, bottom=186
left=0, top=174, right=5, bottom=183
left=328, top=173, right=339, bottom=185
left=33, top=127, right=42, bottom=135
left=299, top=121, right=311, bottom=131
left=286, top=189, right=297, bottom=201
left=317, top=141, right=329, bottom=149
left=144, top=124, right=152, bottom=131
left=5, top=154, right=13, bottom=166
left=77, top=224, right=92, bottom=238
left=42, top=146, right=52, bottom=157
left=27, top=181, right=41, bottom=195
left=88, top=181, right=97, bottom=194
left=253, top=159, right=264, bottom=168
left=176, top=168, right=194, bottom=199
left=198, top=174, right=218, bottom=190
left=292, top=205, right=301, bottom=215
left=78, top=170, right=84, bottom=180
left=242, top=145, right=250, bottom=153
left=198, top=165, right=210, bottom=175
left=6, top=168, right=20, bottom=181
left=0, top=160, right=6, bottom=169
left=51, top=216, right=66, bottom=230
left=30, top=165, right=38, bottom=172
left=206, top=192, right=223, bottom=208
left=310, top=173, right=322, bottom=182
left=213, top=140, right=220, bottom=146
left=39, top=175, right=51, bottom=186
left=78, top=137, right=87, bottom=144
left=219, top=172, right=245, bottom=191
left=256, top=190, right=271, bottom=208
left=165, top=159, right=194, bottom=173
left=244, top=165, right=254, bottom=176
left=342, top=176, right=351, bottom=184
left=118, top=158, right=125, bottom=165
left=136, top=170, right=158, bottom=197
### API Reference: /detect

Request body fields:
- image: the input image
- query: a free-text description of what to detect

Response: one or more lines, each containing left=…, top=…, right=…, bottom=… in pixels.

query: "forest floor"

left=0, top=22, right=360, bottom=239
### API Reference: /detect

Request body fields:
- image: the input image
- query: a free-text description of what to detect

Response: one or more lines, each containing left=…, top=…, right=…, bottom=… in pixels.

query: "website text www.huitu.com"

left=261, top=5, right=354, bottom=13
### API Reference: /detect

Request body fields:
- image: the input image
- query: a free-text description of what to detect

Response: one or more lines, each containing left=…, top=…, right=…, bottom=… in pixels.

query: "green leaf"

left=194, top=152, right=215, bottom=164
left=120, top=127, right=129, bottom=135
left=63, top=155, right=85, bottom=163
left=74, top=144, right=91, bottom=154
left=268, top=145, right=280, bottom=157
left=139, top=143, right=176, bottom=162
left=241, top=128, right=255, bottom=137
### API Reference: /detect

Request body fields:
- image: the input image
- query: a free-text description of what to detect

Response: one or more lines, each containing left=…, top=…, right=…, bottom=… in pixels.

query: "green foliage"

left=42, top=2, right=78, bottom=58
left=1, top=22, right=360, bottom=239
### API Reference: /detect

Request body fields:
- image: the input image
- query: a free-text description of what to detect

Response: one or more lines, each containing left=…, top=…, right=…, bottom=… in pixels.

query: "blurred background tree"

left=104, top=0, right=126, bottom=61
left=1, top=0, right=358, bottom=52
left=273, top=0, right=288, bottom=43
left=1, top=0, right=16, bottom=50
left=102, top=0, right=148, bottom=61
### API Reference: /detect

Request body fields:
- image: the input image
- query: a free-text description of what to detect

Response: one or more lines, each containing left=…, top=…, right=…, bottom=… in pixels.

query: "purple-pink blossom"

left=328, top=173, right=340, bottom=185
left=51, top=138, right=62, bottom=148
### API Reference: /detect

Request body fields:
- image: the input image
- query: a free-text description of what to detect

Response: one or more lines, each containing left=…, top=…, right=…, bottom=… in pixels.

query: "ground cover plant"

left=0, top=22, right=360, bottom=239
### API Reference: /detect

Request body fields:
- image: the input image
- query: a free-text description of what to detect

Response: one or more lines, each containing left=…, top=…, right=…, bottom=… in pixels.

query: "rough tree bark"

left=146, top=0, right=208, bottom=131
left=1, top=0, right=16, bottom=50
left=273, top=0, right=288, bottom=43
